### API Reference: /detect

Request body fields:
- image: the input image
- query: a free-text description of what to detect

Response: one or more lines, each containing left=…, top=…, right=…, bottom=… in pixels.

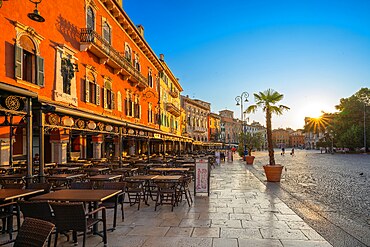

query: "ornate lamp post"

left=235, top=92, right=249, bottom=157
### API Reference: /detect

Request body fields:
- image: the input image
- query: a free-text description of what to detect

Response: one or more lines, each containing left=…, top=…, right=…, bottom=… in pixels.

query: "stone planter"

left=263, top=164, right=284, bottom=182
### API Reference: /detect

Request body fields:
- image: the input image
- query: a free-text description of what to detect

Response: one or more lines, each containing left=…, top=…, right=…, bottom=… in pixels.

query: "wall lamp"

left=28, top=0, right=45, bottom=22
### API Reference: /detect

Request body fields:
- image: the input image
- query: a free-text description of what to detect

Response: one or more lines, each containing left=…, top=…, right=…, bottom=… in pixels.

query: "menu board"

left=195, top=158, right=210, bottom=195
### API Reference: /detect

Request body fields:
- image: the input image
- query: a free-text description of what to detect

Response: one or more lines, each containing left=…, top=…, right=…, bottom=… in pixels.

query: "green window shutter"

left=96, top=84, right=100, bottom=105
left=85, top=79, right=90, bottom=103
left=36, top=56, right=44, bottom=86
left=103, top=88, right=107, bottom=109
left=14, top=45, right=23, bottom=79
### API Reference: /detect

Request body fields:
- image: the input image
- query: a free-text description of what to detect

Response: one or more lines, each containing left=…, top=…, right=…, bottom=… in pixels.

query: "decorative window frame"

left=54, top=43, right=78, bottom=106
left=124, top=42, right=132, bottom=62
left=101, top=17, right=112, bottom=45
left=86, top=5, right=96, bottom=30
left=84, top=65, right=100, bottom=105
left=14, top=21, right=45, bottom=87
left=103, top=76, right=114, bottom=110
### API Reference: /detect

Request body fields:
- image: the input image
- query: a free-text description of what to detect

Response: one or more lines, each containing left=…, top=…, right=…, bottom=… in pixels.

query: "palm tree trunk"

left=266, top=108, right=275, bottom=165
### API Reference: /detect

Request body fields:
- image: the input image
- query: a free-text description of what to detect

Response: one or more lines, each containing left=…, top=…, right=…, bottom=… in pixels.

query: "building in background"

left=290, top=129, right=305, bottom=148
left=181, top=96, right=210, bottom=145
left=219, top=110, right=241, bottom=146
left=209, top=112, right=221, bottom=142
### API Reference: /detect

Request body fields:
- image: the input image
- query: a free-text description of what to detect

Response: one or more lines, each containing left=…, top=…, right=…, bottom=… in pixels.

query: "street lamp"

left=235, top=91, right=249, bottom=157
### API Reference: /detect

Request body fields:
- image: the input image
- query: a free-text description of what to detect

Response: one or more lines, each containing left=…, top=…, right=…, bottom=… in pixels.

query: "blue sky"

left=124, top=0, right=370, bottom=129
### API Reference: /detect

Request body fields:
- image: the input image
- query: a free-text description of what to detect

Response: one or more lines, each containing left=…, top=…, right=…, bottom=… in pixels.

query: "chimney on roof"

left=159, top=54, right=164, bottom=61
left=136, top=25, right=144, bottom=37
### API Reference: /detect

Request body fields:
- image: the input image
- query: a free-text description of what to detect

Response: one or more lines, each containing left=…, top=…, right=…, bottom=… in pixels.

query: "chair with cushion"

left=99, top=182, right=125, bottom=230
left=50, top=202, right=107, bottom=247
left=0, top=217, right=55, bottom=247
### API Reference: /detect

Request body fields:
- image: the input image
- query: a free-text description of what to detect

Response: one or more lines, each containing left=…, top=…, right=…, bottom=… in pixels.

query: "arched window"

left=86, top=7, right=95, bottom=30
left=85, top=71, right=99, bottom=104
left=103, top=79, right=114, bottom=110
left=148, top=69, right=153, bottom=87
left=124, top=44, right=132, bottom=62
left=134, top=53, right=140, bottom=71
left=15, top=35, right=44, bottom=86
left=102, top=21, right=111, bottom=44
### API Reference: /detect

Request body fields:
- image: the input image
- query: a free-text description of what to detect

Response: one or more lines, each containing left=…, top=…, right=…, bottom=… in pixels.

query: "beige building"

left=181, top=96, right=210, bottom=142
left=219, top=110, right=241, bottom=145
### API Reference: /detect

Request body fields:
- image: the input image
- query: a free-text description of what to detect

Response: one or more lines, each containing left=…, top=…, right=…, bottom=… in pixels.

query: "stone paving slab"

left=1, top=155, right=333, bottom=246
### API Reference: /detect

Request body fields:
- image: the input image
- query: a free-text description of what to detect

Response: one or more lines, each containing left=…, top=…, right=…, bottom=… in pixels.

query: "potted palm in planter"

left=238, top=132, right=264, bottom=164
left=246, top=89, right=290, bottom=182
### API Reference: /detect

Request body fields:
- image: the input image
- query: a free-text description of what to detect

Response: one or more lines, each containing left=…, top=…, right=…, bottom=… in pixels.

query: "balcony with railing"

left=165, top=102, right=180, bottom=117
left=169, top=90, right=179, bottom=98
left=80, top=28, right=148, bottom=89
left=194, top=126, right=207, bottom=133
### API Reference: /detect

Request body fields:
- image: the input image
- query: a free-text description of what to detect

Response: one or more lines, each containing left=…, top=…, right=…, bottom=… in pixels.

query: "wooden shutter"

left=15, top=45, right=23, bottom=79
left=124, top=98, right=128, bottom=115
left=103, top=88, right=107, bottom=109
left=85, top=79, right=90, bottom=102
left=96, top=84, right=100, bottom=105
left=36, top=56, right=44, bottom=86
left=139, top=105, right=142, bottom=119
left=111, top=91, right=115, bottom=110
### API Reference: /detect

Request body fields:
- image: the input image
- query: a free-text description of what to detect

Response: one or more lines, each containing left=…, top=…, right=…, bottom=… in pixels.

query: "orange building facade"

left=0, top=0, right=190, bottom=173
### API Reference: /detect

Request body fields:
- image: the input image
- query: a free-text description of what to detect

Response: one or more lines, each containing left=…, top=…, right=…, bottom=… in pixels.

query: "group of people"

left=281, top=147, right=295, bottom=156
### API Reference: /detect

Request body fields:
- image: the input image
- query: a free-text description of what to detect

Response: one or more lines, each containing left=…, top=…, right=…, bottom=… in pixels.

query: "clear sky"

left=123, top=0, right=370, bottom=130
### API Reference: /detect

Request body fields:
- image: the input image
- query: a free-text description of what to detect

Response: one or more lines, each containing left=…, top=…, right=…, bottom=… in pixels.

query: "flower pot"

left=263, top=165, right=284, bottom=182
left=245, top=155, right=255, bottom=165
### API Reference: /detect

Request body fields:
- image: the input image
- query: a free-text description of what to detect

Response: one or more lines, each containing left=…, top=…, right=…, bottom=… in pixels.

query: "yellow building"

left=158, top=54, right=182, bottom=137
left=209, top=113, right=221, bottom=142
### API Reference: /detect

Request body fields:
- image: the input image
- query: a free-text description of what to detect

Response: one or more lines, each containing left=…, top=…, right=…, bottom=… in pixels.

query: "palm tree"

left=246, top=89, right=290, bottom=165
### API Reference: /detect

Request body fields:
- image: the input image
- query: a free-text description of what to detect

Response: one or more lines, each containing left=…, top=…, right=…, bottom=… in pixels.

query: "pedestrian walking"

left=281, top=147, right=285, bottom=155
left=290, top=148, right=295, bottom=156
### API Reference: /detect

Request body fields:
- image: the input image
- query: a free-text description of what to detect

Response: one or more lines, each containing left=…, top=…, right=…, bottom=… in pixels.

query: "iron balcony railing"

left=80, top=28, right=148, bottom=87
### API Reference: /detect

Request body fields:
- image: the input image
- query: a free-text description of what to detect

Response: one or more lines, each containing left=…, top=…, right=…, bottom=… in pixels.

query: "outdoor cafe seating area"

left=0, top=153, right=213, bottom=246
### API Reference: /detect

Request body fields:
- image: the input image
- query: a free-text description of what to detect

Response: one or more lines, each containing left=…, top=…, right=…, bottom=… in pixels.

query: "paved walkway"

left=6, top=157, right=333, bottom=246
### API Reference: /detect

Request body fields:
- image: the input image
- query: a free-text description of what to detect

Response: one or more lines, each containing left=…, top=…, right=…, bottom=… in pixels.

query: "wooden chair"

left=176, top=175, right=193, bottom=206
left=124, top=180, right=146, bottom=210
left=154, top=181, right=178, bottom=211
left=0, top=217, right=54, bottom=247
left=50, top=202, right=107, bottom=247
left=99, top=182, right=125, bottom=230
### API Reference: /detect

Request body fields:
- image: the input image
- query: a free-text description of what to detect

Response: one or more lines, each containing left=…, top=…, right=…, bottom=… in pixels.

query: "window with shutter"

left=87, top=7, right=95, bottom=30
left=96, top=84, right=100, bottom=105
left=36, top=56, right=44, bottom=87
left=111, top=91, right=115, bottom=110
left=103, top=88, right=107, bottom=109
left=139, top=105, right=141, bottom=119
left=85, top=79, right=90, bottom=103
left=15, top=45, right=23, bottom=79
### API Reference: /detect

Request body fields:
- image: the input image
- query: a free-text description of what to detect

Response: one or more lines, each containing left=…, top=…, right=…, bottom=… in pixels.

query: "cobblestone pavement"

left=19, top=156, right=330, bottom=247
left=248, top=149, right=370, bottom=247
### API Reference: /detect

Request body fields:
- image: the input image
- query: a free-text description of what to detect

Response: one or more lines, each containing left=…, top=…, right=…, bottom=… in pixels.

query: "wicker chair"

left=0, top=201, right=19, bottom=241
left=99, top=182, right=125, bottom=230
left=4, top=217, right=55, bottom=247
left=50, top=202, right=107, bottom=247
left=18, top=201, right=54, bottom=224
left=70, top=181, right=94, bottom=190
left=1, top=183, right=25, bottom=189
